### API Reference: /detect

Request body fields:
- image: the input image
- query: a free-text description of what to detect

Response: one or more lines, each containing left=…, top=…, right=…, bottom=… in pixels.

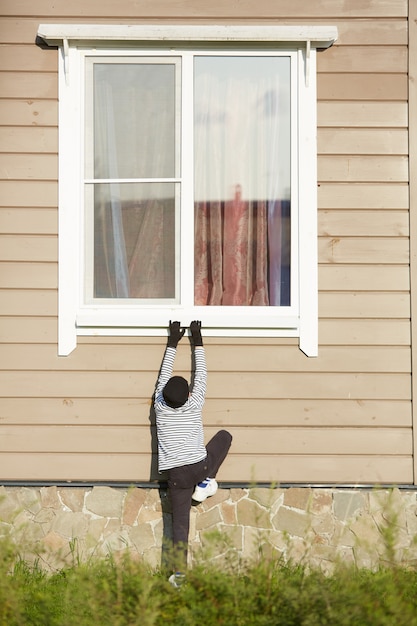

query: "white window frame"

left=37, top=24, right=337, bottom=357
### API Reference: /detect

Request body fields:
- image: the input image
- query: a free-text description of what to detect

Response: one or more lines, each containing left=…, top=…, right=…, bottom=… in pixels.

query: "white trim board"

left=37, top=24, right=338, bottom=48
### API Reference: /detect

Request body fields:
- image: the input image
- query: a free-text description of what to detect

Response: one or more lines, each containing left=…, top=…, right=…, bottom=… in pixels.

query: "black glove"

left=190, top=320, right=203, bottom=346
left=167, top=321, right=185, bottom=348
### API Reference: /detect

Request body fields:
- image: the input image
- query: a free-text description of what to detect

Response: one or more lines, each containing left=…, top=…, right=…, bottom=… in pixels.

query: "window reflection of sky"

left=194, top=56, right=291, bottom=202
left=92, top=56, right=291, bottom=202
left=94, top=63, right=177, bottom=180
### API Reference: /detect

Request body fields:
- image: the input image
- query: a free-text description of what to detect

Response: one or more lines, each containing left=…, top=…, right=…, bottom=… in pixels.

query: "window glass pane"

left=92, top=182, right=177, bottom=299
left=194, top=56, right=291, bottom=306
left=93, top=62, right=177, bottom=179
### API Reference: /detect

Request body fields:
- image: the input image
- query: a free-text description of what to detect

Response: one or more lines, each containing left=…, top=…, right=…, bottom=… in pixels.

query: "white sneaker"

left=168, top=572, right=186, bottom=588
left=192, top=478, right=218, bottom=502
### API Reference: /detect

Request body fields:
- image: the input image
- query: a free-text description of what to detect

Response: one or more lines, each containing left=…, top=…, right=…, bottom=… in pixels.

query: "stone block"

left=332, top=521, right=356, bottom=548
left=153, top=518, right=164, bottom=544
left=268, top=530, right=289, bottom=551
left=219, top=523, right=243, bottom=551
left=311, top=512, right=335, bottom=537
left=249, top=487, right=280, bottom=509
left=335, top=545, right=355, bottom=566
left=273, top=507, right=311, bottom=538
left=220, top=501, right=237, bottom=525
left=334, top=491, right=366, bottom=522
left=14, top=510, right=45, bottom=545
left=85, top=486, right=124, bottom=518
left=101, top=529, right=131, bottom=554
left=188, top=507, right=197, bottom=542
left=41, top=530, right=69, bottom=554
left=242, top=526, right=271, bottom=560
left=34, top=507, right=55, bottom=528
left=138, top=508, right=161, bottom=524
left=59, top=488, right=85, bottom=512
left=406, top=506, right=417, bottom=536
left=143, top=546, right=162, bottom=569
left=310, top=542, right=336, bottom=562
left=0, top=487, right=21, bottom=523
left=312, top=534, right=328, bottom=546
left=350, top=514, right=381, bottom=553
left=40, top=486, right=61, bottom=509
left=256, top=539, right=283, bottom=562
left=353, top=545, right=379, bottom=570
left=373, top=512, right=410, bottom=557
left=313, top=558, right=336, bottom=576
left=369, top=488, right=403, bottom=515
left=372, top=507, right=407, bottom=539
left=129, top=524, right=157, bottom=554
left=230, top=488, right=248, bottom=502
left=17, top=488, right=42, bottom=515
left=237, top=498, right=271, bottom=529
left=285, top=535, right=310, bottom=565
left=123, top=488, right=146, bottom=526
left=373, top=491, right=407, bottom=530
left=198, top=526, right=229, bottom=555
left=52, top=511, right=89, bottom=539
left=310, top=490, right=333, bottom=515
left=102, top=518, right=122, bottom=538
left=196, top=505, right=222, bottom=530
left=401, top=492, right=417, bottom=512
left=283, top=488, right=312, bottom=512
left=202, top=488, right=229, bottom=510
left=146, top=489, right=163, bottom=512
left=87, top=517, right=106, bottom=543
left=403, top=542, right=417, bottom=564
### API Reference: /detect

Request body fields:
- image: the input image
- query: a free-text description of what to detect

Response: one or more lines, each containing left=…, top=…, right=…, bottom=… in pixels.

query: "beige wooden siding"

left=0, top=0, right=412, bottom=484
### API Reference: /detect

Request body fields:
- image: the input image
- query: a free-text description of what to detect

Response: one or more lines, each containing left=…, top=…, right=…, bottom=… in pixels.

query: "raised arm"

left=189, top=321, right=207, bottom=406
left=155, top=321, right=185, bottom=395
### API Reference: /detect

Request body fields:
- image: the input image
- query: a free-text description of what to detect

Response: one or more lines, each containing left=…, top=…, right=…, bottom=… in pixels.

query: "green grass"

left=1, top=539, right=417, bottom=626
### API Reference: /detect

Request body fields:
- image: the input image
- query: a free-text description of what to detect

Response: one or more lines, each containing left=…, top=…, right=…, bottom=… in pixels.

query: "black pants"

left=168, top=429, right=232, bottom=569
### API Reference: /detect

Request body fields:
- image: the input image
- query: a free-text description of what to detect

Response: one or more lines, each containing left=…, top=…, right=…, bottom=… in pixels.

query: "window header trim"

left=37, top=23, right=337, bottom=49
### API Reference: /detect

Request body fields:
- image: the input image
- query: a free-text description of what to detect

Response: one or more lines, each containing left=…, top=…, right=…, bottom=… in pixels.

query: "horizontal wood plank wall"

left=0, top=0, right=412, bottom=484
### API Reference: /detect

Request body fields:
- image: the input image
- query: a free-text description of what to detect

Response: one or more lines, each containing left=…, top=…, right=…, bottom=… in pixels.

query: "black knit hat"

left=163, top=376, right=189, bottom=408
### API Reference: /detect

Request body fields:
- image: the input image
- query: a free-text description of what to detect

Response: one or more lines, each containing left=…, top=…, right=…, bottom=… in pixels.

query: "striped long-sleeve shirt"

left=154, top=346, right=207, bottom=472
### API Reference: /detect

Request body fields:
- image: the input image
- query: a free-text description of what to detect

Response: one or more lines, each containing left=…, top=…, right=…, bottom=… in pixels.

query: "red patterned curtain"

left=195, top=185, right=274, bottom=306
left=195, top=188, right=288, bottom=306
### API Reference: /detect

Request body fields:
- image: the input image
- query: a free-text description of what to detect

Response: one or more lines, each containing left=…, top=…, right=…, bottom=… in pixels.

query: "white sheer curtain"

left=95, top=80, right=129, bottom=297
left=92, top=62, right=177, bottom=300
left=193, top=56, right=291, bottom=306
left=89, top=57, right=291, bottom=304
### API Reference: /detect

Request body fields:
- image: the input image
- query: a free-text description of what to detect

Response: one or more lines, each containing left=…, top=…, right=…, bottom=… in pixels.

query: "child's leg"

left=168, top=482, right=194, bottom=571
left=168, top=433, right=232, bottom=568
left=205, top=430, right=232, bottom=478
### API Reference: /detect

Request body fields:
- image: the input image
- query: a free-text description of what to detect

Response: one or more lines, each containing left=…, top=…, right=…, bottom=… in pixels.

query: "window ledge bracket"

left=305, top=39, right=311, bottom=86
left=62, top=37, right=70, bottom=84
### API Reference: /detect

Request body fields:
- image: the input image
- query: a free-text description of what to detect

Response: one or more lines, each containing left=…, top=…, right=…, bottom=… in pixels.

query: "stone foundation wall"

left=1, top=485, right=417, bottom=573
